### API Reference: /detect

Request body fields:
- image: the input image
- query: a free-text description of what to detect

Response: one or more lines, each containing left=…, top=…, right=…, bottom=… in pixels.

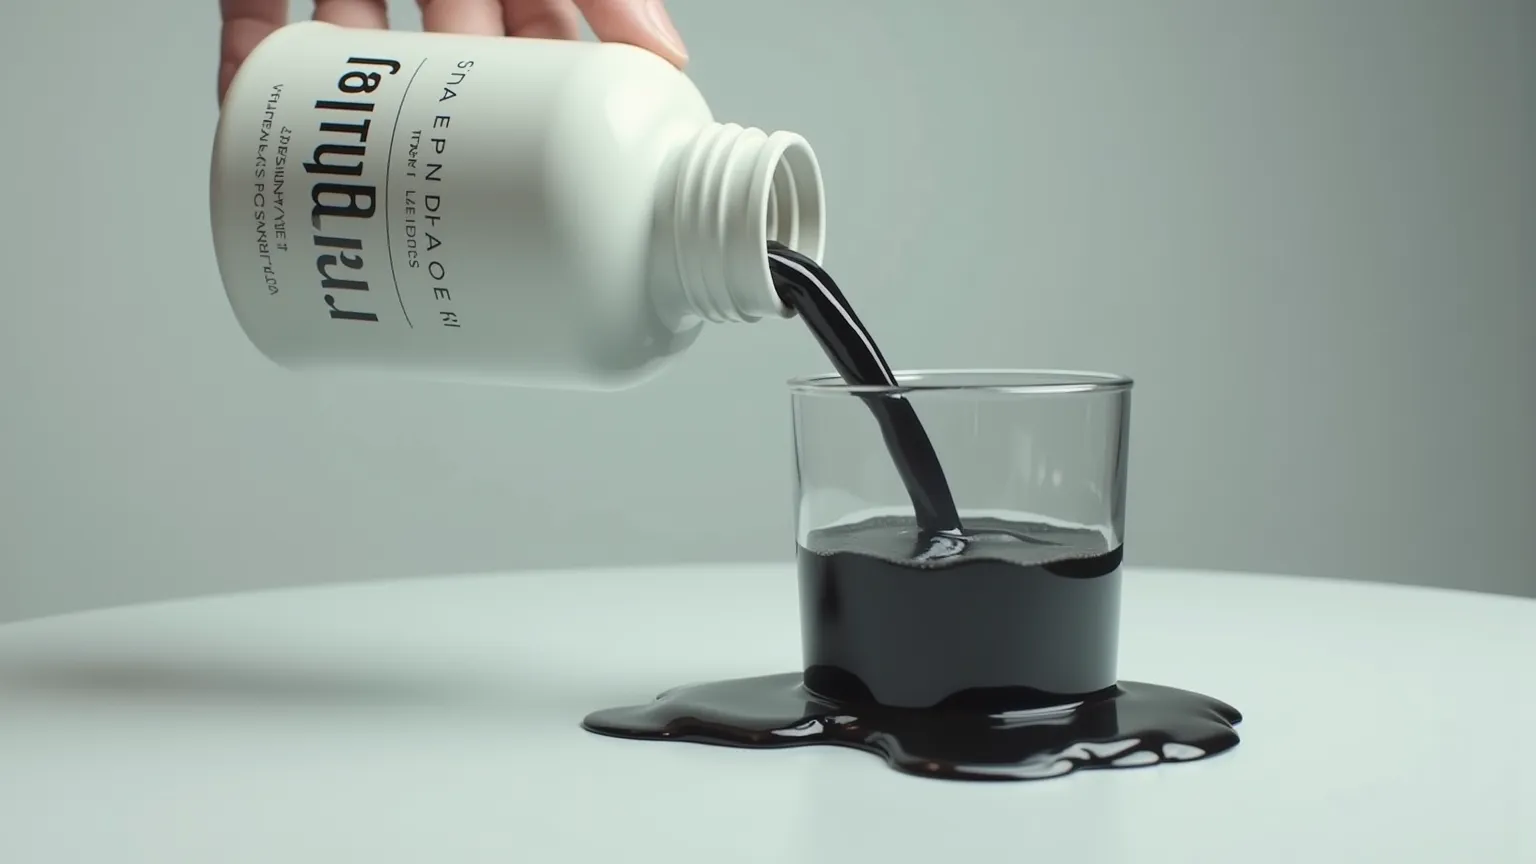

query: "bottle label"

left=223, top=45, right=483, bottom=338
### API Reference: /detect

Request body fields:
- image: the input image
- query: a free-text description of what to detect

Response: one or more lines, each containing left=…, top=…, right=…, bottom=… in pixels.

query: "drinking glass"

left=788, top=369, right=1133, bottom=709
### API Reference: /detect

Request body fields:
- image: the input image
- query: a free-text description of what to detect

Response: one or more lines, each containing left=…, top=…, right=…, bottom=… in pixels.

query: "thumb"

left=570, top=0, right=688, bottom=68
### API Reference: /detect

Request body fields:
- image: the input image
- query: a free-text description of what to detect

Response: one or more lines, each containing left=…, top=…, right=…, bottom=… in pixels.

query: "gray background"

left=1, top=0, right=1532, bottom=622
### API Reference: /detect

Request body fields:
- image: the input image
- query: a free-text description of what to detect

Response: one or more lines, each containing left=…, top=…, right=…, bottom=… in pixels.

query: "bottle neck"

left=651, top=123, right=826, bottom=326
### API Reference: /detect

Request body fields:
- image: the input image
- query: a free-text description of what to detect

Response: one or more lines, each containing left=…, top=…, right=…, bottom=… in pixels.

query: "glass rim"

left=786, top=368, right=1133, bottom=396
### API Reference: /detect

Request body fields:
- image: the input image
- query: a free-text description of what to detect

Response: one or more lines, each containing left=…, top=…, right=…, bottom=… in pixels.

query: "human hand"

left=219, top=0, right=689, bottom=102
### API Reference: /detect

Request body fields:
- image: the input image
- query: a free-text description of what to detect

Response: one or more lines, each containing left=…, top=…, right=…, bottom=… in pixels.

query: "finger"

left=570, top=0, right=687, bottom=67
left=219, top=0, right=288, bottom=102
left=502, top=0, right=582, bottom=40
left=417, top=0, right=507, bottom=35
left=312, top=0, right=389, bottom=28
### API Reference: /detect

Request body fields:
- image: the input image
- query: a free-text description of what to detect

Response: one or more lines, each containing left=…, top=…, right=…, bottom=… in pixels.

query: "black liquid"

left=799, top=516, right=1124, bottom=710
left=766, top=241, right=963, bottom=537
left=584, top=517, right=1241, bottom=781
left=580, top=247, right=1241, bottom=780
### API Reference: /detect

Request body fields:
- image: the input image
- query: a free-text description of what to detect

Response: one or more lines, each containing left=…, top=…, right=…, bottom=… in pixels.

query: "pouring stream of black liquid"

left=767, top=241, right=964, bottom=540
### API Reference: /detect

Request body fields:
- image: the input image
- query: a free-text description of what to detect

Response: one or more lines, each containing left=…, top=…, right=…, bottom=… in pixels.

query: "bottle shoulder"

left=544, top=44, right=714, bottom=145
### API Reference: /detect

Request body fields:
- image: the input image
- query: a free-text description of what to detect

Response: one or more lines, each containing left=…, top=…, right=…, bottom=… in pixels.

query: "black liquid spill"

left=579, top=247, right=1241, bottom=781
left=583, top=674, right=1241, bottom=781
left=583, top=517, right=1242, bottom=781
left=767, top=241, right=963, bottom=537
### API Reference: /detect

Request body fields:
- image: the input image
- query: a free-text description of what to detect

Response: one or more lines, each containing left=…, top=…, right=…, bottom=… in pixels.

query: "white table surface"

left=0, top=564, right=1531, bottom=863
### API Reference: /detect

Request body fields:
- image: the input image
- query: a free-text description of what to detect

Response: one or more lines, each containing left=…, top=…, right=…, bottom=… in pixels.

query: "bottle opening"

left=765, top=140, right=825, bottom=267
left=730, top=130, right=825, bottom=321
left=661, top=125, right=826, bottom=325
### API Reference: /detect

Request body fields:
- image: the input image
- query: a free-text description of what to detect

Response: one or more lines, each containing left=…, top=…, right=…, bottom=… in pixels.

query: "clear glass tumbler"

left=789, top=369, right=1132, bottom=711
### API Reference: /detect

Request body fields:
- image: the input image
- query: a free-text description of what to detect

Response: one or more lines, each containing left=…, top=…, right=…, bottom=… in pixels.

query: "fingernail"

left=643, top=0, right=688, bottom=62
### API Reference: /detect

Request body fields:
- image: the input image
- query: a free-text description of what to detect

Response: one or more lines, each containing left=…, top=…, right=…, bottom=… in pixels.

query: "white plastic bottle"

left=210, top=21, right=826, bottom=389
